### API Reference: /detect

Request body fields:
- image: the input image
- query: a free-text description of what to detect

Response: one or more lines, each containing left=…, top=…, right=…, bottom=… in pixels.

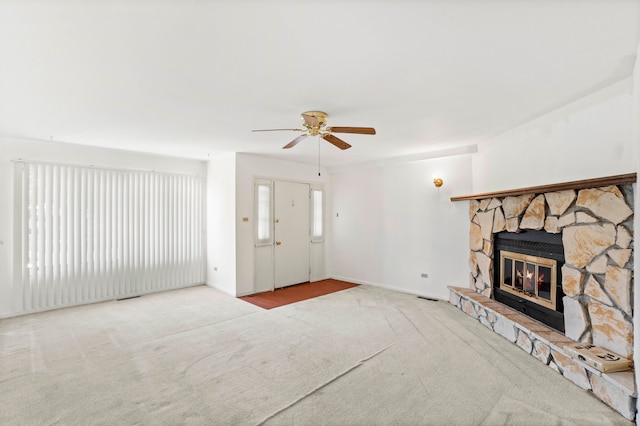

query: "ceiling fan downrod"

left=318, top=137, right=321, bottom=177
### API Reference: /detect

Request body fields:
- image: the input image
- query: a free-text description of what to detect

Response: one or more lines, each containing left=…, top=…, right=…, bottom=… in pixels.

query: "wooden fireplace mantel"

left=450, top=173, right=637, bottom=202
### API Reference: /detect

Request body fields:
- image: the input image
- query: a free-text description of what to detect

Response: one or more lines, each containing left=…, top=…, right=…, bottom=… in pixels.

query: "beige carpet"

left=0, top=284, right=632, bottom=425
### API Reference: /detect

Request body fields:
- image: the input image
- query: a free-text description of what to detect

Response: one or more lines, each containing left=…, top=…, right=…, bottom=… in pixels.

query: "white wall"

left=472, top=78, right=635, bottom=194
left=327, top=77, right=637, bottom=301
left=631, top=43, right=640, bottom=419
left=235, top=153, right=329, bottom=296
left=328, top=155, right=473, bottom=299
left=206, top=153, right=237, bottom=295
left=0, top=136, right=206, bottom=318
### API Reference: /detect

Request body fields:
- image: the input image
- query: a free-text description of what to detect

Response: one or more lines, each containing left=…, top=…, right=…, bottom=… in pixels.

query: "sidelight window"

left=311, top=189, right=323, bottom=240
left=311, top=187, right=324, bottom=242
left=255, top=180, right=273, bottom=245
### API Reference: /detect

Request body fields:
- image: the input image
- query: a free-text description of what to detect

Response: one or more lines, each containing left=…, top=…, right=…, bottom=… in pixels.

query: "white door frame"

left=253, top=178, right=325, bottom=293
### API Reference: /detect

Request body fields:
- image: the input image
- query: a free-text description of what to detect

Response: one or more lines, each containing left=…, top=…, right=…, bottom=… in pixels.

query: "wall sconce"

left=433, top=177, right=444, bottom=188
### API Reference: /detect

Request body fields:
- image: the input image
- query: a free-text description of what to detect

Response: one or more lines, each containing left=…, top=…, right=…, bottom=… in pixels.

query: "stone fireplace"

left=448, top=174, right=636, bottom=420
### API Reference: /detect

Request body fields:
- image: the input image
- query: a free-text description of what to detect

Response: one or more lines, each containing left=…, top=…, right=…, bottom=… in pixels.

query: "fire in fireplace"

left=493, top=230, right=565, bottom=332
left=500, top=251, right=557, bottom=311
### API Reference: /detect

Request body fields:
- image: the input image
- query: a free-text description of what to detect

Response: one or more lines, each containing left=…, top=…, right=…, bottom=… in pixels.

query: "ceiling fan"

left=251, top=111, right=376, bottom=150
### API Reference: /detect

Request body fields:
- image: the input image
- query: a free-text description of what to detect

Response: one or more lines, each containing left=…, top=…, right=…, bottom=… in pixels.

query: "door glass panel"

left=503, top=258, right=513, bottom=287
left=514, top=260, right=524, bottom=291
left=538, top=265, right=552, bottom=300
left=524, top=263, right=536, bottom=293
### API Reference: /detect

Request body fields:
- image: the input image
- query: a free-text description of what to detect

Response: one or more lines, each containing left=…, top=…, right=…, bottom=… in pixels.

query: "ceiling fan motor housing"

left=302, top=111, right=328, bottom=129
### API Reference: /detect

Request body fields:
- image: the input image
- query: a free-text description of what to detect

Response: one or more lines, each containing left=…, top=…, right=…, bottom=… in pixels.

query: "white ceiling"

left=1, top=1, right=639, bottom=168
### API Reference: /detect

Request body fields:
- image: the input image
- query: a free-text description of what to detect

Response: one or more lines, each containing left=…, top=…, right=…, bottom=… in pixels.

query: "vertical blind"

left=16, top=161, right=205, bottom=312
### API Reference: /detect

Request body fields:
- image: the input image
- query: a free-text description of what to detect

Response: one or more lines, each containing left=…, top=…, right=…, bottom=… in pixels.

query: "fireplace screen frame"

left=499, top=250, right=558, bottom=311
left=493, top=230, right=565, bottom=332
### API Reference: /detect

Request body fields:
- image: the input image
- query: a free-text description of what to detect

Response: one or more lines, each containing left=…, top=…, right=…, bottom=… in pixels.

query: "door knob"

left=275, top=218, right=280, bottom=223
left=275, top=241, right=282, bottom=246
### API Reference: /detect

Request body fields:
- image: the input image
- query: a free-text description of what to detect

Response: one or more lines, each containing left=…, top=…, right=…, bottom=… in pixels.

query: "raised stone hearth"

left=449, top=286, right=636, bottom=420
left=452, top=178, right=635, bottom=420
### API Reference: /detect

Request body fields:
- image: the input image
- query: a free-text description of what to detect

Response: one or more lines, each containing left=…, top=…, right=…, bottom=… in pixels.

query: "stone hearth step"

left=449, top=286, right=637, bottom=421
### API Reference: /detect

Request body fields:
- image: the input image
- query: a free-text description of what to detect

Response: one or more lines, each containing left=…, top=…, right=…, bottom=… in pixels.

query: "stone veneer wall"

left=468, top=185, right=634, bottom=358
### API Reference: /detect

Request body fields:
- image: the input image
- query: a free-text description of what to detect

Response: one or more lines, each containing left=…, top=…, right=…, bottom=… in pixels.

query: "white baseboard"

left=329, top=275, right=447, bottom=301
left=205, top=281, right=239, bottom=297
left=2, top=282, right=206, bottom=319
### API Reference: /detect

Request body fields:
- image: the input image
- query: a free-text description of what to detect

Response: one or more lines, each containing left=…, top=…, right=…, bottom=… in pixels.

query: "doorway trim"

left=253, top=177, right=325, bottom=294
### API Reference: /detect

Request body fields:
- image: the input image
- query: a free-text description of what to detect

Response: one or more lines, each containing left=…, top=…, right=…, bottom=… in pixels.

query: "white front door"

left=274, top=181, right=310, bottom=288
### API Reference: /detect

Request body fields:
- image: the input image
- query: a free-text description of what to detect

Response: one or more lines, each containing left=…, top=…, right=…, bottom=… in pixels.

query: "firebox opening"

left=493, top=230, right=565, bottom=333
left=500, top=251, right=557, bottom=311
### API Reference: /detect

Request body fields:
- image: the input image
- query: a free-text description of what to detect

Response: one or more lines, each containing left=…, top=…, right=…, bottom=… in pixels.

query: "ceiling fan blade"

left=283, top=134, right=308, bottom=149
left=251, top=128, right=304, bottom=132
left=302, top=113, right=319, bottom=128
left=326, top=126, right=376, bottom=135
left=322, top=133, right=351, bottom=150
